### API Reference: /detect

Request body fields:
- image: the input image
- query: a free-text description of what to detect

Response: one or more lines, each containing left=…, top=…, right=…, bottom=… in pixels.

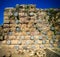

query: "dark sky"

left=0, top=0, right=60, bottom=25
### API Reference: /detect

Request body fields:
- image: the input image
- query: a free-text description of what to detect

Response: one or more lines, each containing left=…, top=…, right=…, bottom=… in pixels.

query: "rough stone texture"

left=45, top=48, right=60, bottom=57
left=0, top=4, right=60, bottom=57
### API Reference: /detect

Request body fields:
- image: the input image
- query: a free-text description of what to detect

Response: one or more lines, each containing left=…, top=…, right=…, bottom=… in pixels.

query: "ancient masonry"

left=0, top=4, right=60, bottom=57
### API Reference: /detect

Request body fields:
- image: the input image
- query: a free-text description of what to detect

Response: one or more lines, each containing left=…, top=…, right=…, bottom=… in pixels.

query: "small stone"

left=29, top=12, right=34, bottom=16
left=49, top=44, right=54, bottom=48
left=30, top=51, right=34, bottom=56
left=7, top=40, right=11, bottom=45
left=39, top=36, right=43, bottom=40
left=20, top=36, right=25, bottom=40
left=30, top=36, right=34, bottom=40
left=40, top=45, right=44, bottom=48
left=25, top=40, right=30, bottom=45
left=45, top=35, right=48, bottom=40
left=38, top=27, right=42, bottom=31
left=50, top=40, right=53, bottom=44
left=0, top=36, right=4, bottom=41
left=8, top=31, right=12, bottom=35
left=26, top=32, right=30, bottom=35
left=16, top=4, right=20, bottom=8
left=15, top=20, right=19, bottom=24
left=38, top=19, right=42, bottom=23
left=47, top=12, right=51, bottom=15
left=15, top=17, right=18, bottom=20
left=14, top=12, right=18, bottom=16
left=56, top=31, right=60, bottom=35
left=52, top=35, right=56, bottom=39
left=42, top=40, right=46, bottom=44
left=14, top=45, right=19, bottom=50
left=16, top=27, right=20, bottom=32
left=31, top=45, right=36, bottom=49
left=18, top=41, right=22, bottom=45
left=42, top=31, right=47, bottom=35
left=50, top=27, right=55, bottom=31
left=22, top=45, right=27, bottom=50
left=34, top=40, right=38, bottom=44
left=58, top=40, right=60, bottom=48
left=8, top=12, right=13, bottom=16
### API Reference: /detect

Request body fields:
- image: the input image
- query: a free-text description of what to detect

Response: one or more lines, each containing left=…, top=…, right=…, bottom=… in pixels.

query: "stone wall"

left=45, top=49, right=60, bottom=57
left=0, top=4, right=60, bottom=57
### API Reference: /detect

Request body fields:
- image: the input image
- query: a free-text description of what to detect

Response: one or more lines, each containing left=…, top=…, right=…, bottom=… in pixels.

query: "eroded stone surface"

left=0, top=4, right=60, bottom=57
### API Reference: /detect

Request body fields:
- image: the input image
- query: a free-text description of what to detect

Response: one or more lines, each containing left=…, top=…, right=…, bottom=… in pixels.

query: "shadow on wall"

left=0, top=46, right=11, bottom=57
left=45, top=49, right=60, bottom=57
